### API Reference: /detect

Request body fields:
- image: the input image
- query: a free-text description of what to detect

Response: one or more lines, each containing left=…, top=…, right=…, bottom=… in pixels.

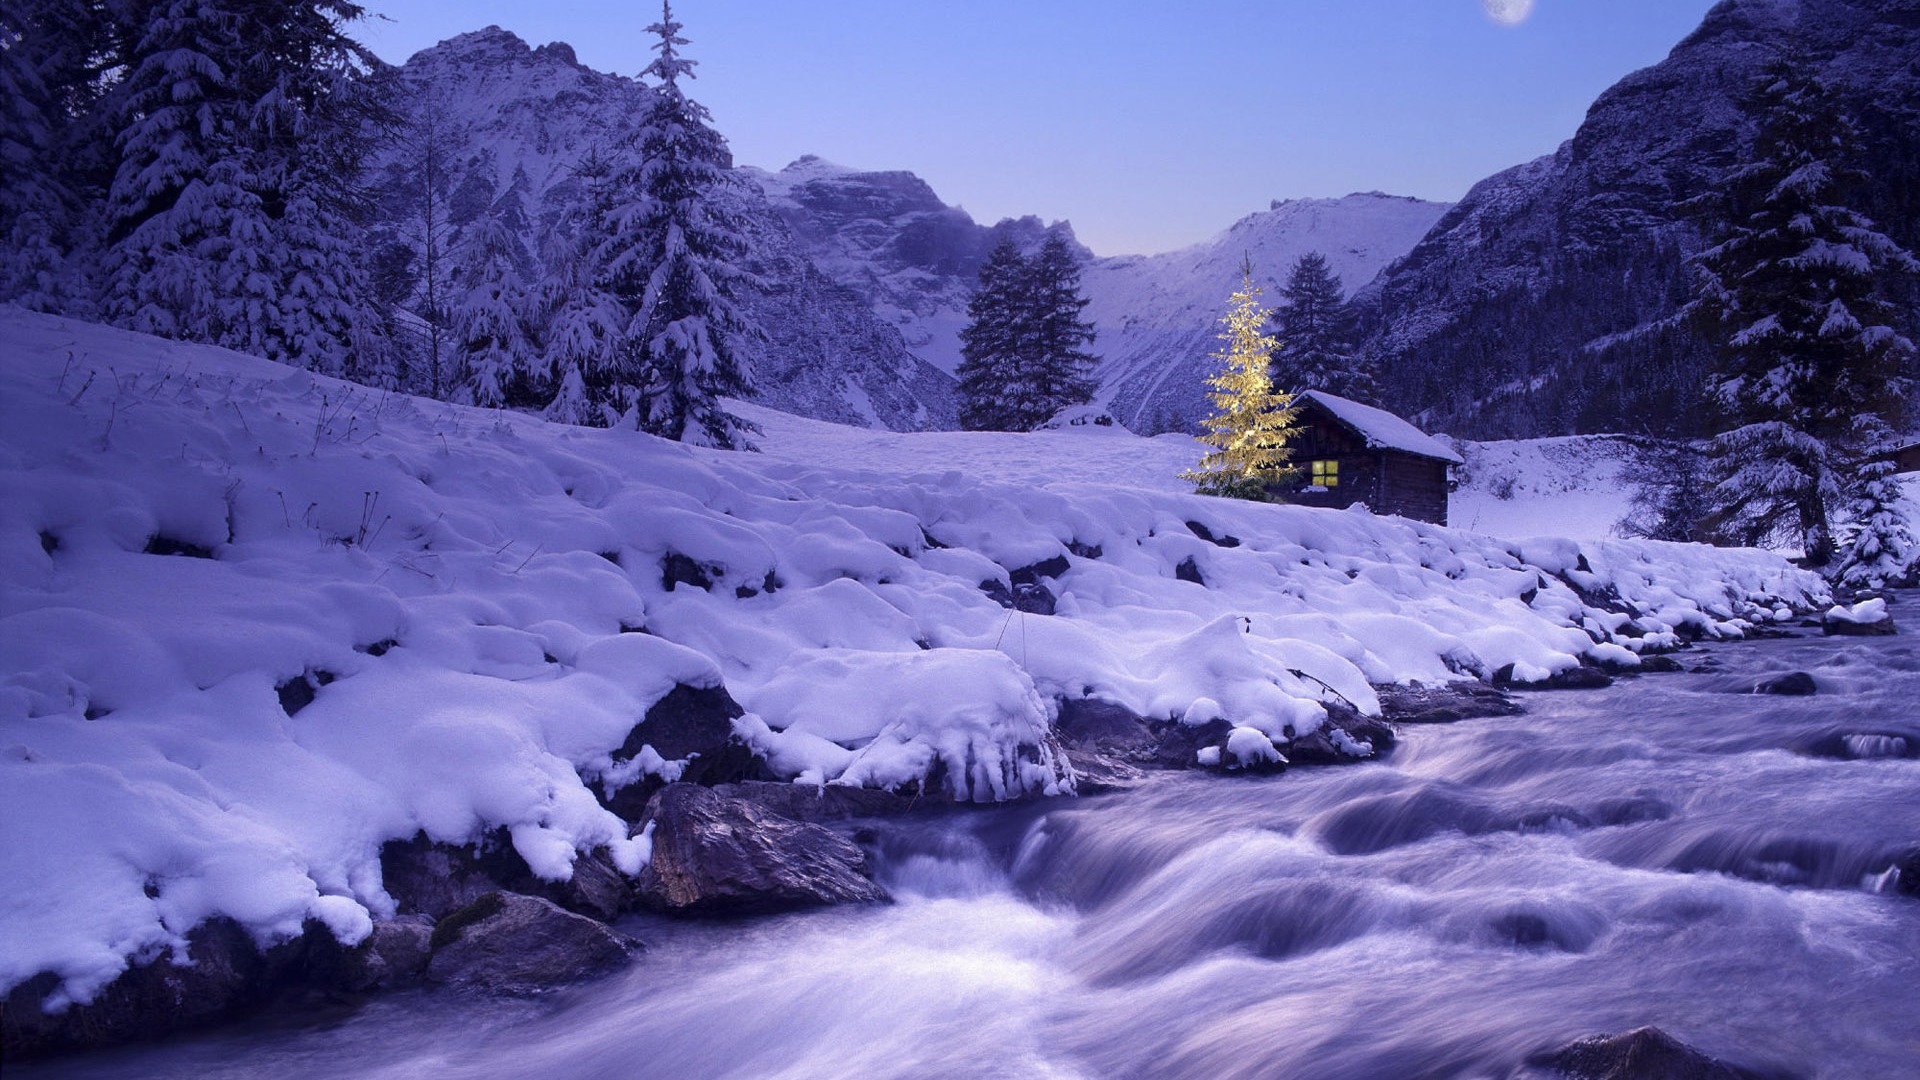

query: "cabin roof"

left=1299, top=390, right=1464, bottom=465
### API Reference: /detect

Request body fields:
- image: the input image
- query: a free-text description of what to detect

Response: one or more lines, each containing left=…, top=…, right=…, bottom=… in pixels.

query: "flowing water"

left=22, top=629, right=1920, bottom=1079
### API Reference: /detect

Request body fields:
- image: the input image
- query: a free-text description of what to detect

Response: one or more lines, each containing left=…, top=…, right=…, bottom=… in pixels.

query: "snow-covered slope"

left=0, top=309, right=1824, bottom=1006
left=744, top=159, right=1448, bottom=427
left=367, top=28, right=961, bottom=431
left=1451, top=436, right=1646, bottom=541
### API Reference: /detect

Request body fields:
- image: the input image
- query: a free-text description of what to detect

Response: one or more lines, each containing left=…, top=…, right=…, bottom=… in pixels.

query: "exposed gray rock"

left=1055, top=698, right=1159, bottom=751
left=304, top=916, right=434, bottom=993
left=425, top=892, right=634, bottom=993
left=1284, top=710, right=1396, bottom=766
left=380, top=832, right=633, bottom=922
left=380, top=834, right=515, bottom=920
left=606, top=682, right=765, bottom=821
left=1539, top=1025, right=1798, bottom=1079
left=1, top=917, right=304, bottom=1059
left=1377, top=681, right=1524, bottom=724
left=1753, top=671, right=1817, bottom=696
left=634, top=783, right=889, bottom=914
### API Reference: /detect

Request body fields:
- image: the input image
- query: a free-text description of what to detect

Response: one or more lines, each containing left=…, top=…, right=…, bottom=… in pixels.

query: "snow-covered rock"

left=0, top=308, right=1826, bottom=1009
left=1824, top=597, right=1896, bottom=636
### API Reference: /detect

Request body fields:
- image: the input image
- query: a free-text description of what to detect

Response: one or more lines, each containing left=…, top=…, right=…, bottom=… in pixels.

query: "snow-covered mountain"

left=1355, top=0, right=1920, bottom=439
left=366, top=28, right=961, bottom=431
left=746, top=158, right=1448, bottom=430
left=373, top=29, right=1446, bottom=435
left=1081, top=194, right=1451, bottom=432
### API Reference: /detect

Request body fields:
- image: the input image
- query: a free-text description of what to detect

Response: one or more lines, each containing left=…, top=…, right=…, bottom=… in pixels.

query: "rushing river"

left=22, top=627, right=1920, bottom=1079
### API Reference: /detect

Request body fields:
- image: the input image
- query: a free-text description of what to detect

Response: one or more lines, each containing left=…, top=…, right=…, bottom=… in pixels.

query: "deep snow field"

left=0, top=307, right=1827, bottom=1013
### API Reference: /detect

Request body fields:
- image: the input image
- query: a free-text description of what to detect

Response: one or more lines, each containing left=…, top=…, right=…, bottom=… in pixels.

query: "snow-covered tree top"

left=643, top=1, right=696, bottom=91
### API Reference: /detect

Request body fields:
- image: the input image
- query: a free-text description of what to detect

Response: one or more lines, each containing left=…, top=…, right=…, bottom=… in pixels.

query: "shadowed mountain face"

left=1354, top=0, right=1920, bottom=440
left=365, top=28, right=961, bottom=431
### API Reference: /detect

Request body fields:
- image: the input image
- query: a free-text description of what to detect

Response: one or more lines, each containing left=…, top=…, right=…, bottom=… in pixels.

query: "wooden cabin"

left=1875, top=442, right=1920, bottom=474
left=1283, top=391, right=1462, bottom=525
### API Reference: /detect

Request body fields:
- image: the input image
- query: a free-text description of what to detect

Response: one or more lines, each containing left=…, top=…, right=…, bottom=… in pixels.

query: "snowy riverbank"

left=1, top=307, right=1826, bottom=1022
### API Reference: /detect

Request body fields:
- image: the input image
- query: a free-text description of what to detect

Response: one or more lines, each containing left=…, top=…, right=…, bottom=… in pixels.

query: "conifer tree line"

left=955, top=232, right=1098, bottom=431
left=0, top=0, right=759, bottom=447
left=1624, top=57, right=1918, bottom=587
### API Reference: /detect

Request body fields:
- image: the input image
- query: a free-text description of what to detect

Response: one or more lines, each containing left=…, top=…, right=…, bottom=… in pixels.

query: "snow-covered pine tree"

left=598, top=2, right=758, bottom=448
left=1272, top=251, right=1373, bottom=402
left=956, top=236, right=1030, bottom=431
left=1694, top=59, right=1917, bottom=563
left=1181, top=260, right=1302, bottom=500
left=96, top=0, right=388, bottom=379
left=1022, top=232, right=1099, bottom=424
left=536, top=143, right=629, bottom=426
left=1835, top=452, right=1915, bottom=590
left=0, top=0, right=108, bottom=313
left=450, top=181, right=538, bottom=409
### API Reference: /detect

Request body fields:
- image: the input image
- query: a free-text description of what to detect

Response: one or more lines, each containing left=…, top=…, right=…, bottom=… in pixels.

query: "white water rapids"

left=22, top=629, right=1920, bottom=1079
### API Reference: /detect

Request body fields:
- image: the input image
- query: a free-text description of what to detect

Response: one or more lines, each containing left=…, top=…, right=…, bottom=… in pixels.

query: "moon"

left=1481, top=0, right=1536, bottom=25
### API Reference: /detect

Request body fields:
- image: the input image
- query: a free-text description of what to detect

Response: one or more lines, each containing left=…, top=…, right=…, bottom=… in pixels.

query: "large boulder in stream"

left=634, top=783, right=889, bottom=914
left=1822, top=598, right=1895, bottom=637
left=1753, top=672, right=1817, bottom=696
left=1493, top=662, right=1613, bottom=690
left=1377, top=681, right=1523, bottom=724
left=425, top=892, right=635, bottom=993
left=1540, top=1025, right=1798, bottom=1079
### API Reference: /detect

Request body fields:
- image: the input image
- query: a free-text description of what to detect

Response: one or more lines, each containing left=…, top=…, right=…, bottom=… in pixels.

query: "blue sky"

left=358, top=0, right=1724, bottom=256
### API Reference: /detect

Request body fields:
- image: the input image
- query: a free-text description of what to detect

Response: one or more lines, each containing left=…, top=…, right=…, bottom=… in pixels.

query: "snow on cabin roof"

left=1299, top=390, right=1464, bottom=464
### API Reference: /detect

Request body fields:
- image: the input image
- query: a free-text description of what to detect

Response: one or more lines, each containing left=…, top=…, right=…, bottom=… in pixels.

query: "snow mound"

left=0, top=308, right=1825, bottom=1004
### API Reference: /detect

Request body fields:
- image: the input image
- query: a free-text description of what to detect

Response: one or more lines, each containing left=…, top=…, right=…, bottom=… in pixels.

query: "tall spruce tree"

left=1271, top=251, right=1372, bottom=402
left=1693, top=59, right=1917, bottom=563
left=96, top=0, right=388, bottom=380
left=0, top=0, right=109, bottom=313
left=599, top=1, right=758, bottom=448
left=1182, top=261, right=1302, bottom=500
left=956, top=237, right=1030, bottom=431
left=450, top=182, right=537, bottom=408
left=537, top=144, right=627, bottom=426
left=1022, top=232, right=1098, bottom=420
left=956, top=232, right=1098, bottom=431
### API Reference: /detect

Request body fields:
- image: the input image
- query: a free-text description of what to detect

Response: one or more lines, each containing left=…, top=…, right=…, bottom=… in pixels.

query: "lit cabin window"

left=1311, top=460, right=1339, bottom=487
